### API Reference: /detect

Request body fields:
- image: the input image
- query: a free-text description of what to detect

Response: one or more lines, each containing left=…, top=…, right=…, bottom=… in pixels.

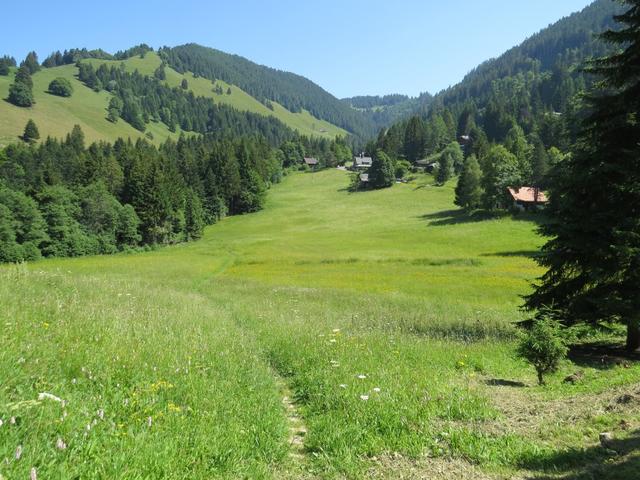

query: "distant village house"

left=352, top=154, right=373, bottom=170
left=303, top=157, right=319, bottom=169
left=508, top=187, right=548, bottom=211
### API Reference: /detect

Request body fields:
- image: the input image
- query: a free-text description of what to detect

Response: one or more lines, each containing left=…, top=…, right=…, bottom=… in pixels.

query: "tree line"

left=0, top=122, right=351, bottom=263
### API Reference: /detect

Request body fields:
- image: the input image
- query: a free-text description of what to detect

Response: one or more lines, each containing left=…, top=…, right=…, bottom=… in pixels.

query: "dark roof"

left=353, top=156, right=373, bottom=166
left=508, top=187, right=548, bottom=203
left=303, top=157, right=319, bottom=165
left=416, top=159, right=438, bottom=167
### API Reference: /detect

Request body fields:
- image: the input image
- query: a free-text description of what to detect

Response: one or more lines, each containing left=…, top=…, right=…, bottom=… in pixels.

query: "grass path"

left=1, top=170, right=639, bottom=479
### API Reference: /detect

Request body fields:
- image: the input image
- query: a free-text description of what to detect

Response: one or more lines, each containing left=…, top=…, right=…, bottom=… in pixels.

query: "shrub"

left=517, top=318, right=568, bottom=385
left=48, top=77, right=74, bottom=97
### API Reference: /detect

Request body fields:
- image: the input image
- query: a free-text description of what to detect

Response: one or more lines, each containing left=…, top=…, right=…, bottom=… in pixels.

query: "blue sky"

left=5, top=0, right=594, bottom=98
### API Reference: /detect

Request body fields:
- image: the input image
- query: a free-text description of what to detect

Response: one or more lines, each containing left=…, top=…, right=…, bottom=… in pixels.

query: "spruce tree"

left=403, top=116, right=426, bottom=163
left=369, top=150, right=395, bottom=188
left=20, top=51, right=41, bottom=75
left=22, top=119, right=40, bottom=143
left=455, top=155, right=483, bottom=210
left=525, top=1, right=640, bottom=351
left=8, top=66, right=34, bottom=107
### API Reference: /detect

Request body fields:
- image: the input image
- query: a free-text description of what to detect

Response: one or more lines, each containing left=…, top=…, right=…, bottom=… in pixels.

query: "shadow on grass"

left=521, top=429, right=640, bottom=480
left=420, top=209, right=547, bottom=227
left=481, top=250, right=541, bottom=259
left=484, top=378, right=527, bottom=387
left=568, top=341, right=640, bottom=371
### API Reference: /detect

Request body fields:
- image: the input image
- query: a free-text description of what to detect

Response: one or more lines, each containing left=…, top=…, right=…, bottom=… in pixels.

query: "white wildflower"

left=147, top=416, right=152, bottom=427
left=373, top=387, right=381, bottom=393
left=71, top=378, right=77, bottom=385
left=329, top=339, right=337, bottom=343
left=360, top=395, right=369, bottom=401
left=10, top=416, right=16, bottom=425
left=15, top=445, right=22, bottom=460
left=0, top=418, right=3, bottom=427
left=97, top=409, right=104, bottom=420
left=56, top=438, right=66, bottom=450
left=339, top=384, right=347, bottom=389
left=357, top=374, right=366, bottom=379
left=38, top=392, right=63, bottom=403
left=30, top=467, right=37, bottom=480
left=332, top=329, right=341, bottom=333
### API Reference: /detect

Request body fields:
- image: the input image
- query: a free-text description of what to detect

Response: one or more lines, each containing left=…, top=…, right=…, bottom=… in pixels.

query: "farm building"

left=352, top=155, right=373, bottom=170
left=303, top=157, right=319, bottom=169
left=416, top=158, right=438, bottom=173
left=508, top=187, right=548, bottom=211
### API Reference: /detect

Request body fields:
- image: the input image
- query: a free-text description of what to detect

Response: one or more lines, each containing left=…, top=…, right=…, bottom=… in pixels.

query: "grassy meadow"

left=0, top=52, right=345, bottom=147
left=1, top=170, right=639, bottom=479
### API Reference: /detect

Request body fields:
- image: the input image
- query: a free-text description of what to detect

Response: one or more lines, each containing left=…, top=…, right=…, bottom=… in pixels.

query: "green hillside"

left=0, top=64, right=185, bottom=147
left=1, top=170, right=637, bottom=478
left=86, top=52, right=347, bottom=139
left=0, top=52, right=346, bottom=147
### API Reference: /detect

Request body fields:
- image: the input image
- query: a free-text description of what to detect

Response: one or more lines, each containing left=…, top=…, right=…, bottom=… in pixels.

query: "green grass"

left=0, top=65, right=185, bottom=147
left=0, top=53, right=345, bottom=147
left=85, top=53, right=347, bottom=139
left=1, top=170, right=638, bottom=479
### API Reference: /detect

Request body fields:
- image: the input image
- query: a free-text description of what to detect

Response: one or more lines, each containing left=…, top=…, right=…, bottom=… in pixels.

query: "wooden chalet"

left=303, top=157, right=319, bottom=169
left=352, top=155, right=373, bottom=170
left=508, top=187, right=548, bottom=211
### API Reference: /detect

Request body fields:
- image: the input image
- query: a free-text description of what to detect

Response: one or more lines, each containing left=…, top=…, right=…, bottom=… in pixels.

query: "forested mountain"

left=160, top=44, right=379, bottom=138
left=372, top=0, right=623, bottom=186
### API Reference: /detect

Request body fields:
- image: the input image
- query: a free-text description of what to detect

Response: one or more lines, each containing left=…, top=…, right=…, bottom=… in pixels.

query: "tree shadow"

left=484, top=378, right=527, bottom=387
left=521, top=429, right=640, bottom=479
left=481, top=250, right=541, bottom=259
left=420, top=208, right=547, bottom=227
left=567, top=341, right=640, bottom=371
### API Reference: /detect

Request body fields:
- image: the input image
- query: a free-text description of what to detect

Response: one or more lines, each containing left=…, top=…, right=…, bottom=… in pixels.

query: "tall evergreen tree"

left=22, top=119, right=40, bottom=143
left=403, top=116, right=426, bottom=163
left=8, top=66, right=34, bottom=107
left=525, top=1, right=640, bottom=351
left=20, top=51, right=41, bottom=75
left=455, top=154, right=483, bottom=210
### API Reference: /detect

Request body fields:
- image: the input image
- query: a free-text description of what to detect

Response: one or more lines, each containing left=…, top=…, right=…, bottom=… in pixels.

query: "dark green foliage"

left=530, top=135, right=550, bottom=189
left=181, top=78, right=189, bottom=90
left=22, top=120, right=40, bottom=143
left=481, top=145, right=521, bottom=209
left=0, top=55, right=16, bottom=75
left=36, top=185, right=94, bottom=257
left=184, top=189, right=205, bottom=241
left=20, top=51, right=40, bottom=75
left=403, top=116, right=426, bottom=163
left=517, top=318, right=568, bottom=385
left=160, top=43, right=379, bottom=138
left=525, top=0, right=640, bottom=352
left=0, top=187, right=48, bottom=262
left=438, top=141, right=463, bottom=184
left=154, top=64, right=167, bottom=80
left=114, top=44, right=153, bottom=60
left=48, top=77, right=74, bottom=97
left=368, top=150, right=395, bottom=189
left=107, top=96, right=123, bottom=123
left=8, top=66, right=34, bottom=107
left=77, top=60, right=299, bottom=145
left=455, top=155, right=483, bottom=210
left=42, top=48, right=113, bottom=67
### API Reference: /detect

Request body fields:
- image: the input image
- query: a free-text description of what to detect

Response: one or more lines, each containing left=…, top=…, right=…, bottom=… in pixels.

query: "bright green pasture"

left=1, top=171, right=638, bottom=479
left=85, top=53, right=347, bottom=139
left=0, top=65, right=184, bottom=146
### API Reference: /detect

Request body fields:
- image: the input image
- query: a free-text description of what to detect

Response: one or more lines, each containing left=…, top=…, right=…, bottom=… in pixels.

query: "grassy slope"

left=1, top=171, right=638, bottom=479
left=0, top=65, right=185, bottom=147
left=86, top=53, right=347, bottom=139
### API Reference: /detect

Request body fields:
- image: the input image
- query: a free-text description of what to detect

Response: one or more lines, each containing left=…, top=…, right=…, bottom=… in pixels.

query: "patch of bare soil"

left=364, top=454, right=522, bottom=480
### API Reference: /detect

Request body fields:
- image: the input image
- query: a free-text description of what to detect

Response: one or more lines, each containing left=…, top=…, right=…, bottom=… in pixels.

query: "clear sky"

left=4, top=0, right=595, bottom=98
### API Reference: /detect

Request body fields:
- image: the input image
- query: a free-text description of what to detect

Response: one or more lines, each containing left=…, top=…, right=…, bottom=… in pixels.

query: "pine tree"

left=8, top=66, right=34, bottom=107
left=455, top=155, right=483, bottom=210
left=403, top=116, right=426, bottom=163
left=181, top=78, right=189, bottom=90
left=525, top=1, right=640, bottom=351
left=22, top=119, right=40, bottom=143
left=20, top=51, right=41, bottom=75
